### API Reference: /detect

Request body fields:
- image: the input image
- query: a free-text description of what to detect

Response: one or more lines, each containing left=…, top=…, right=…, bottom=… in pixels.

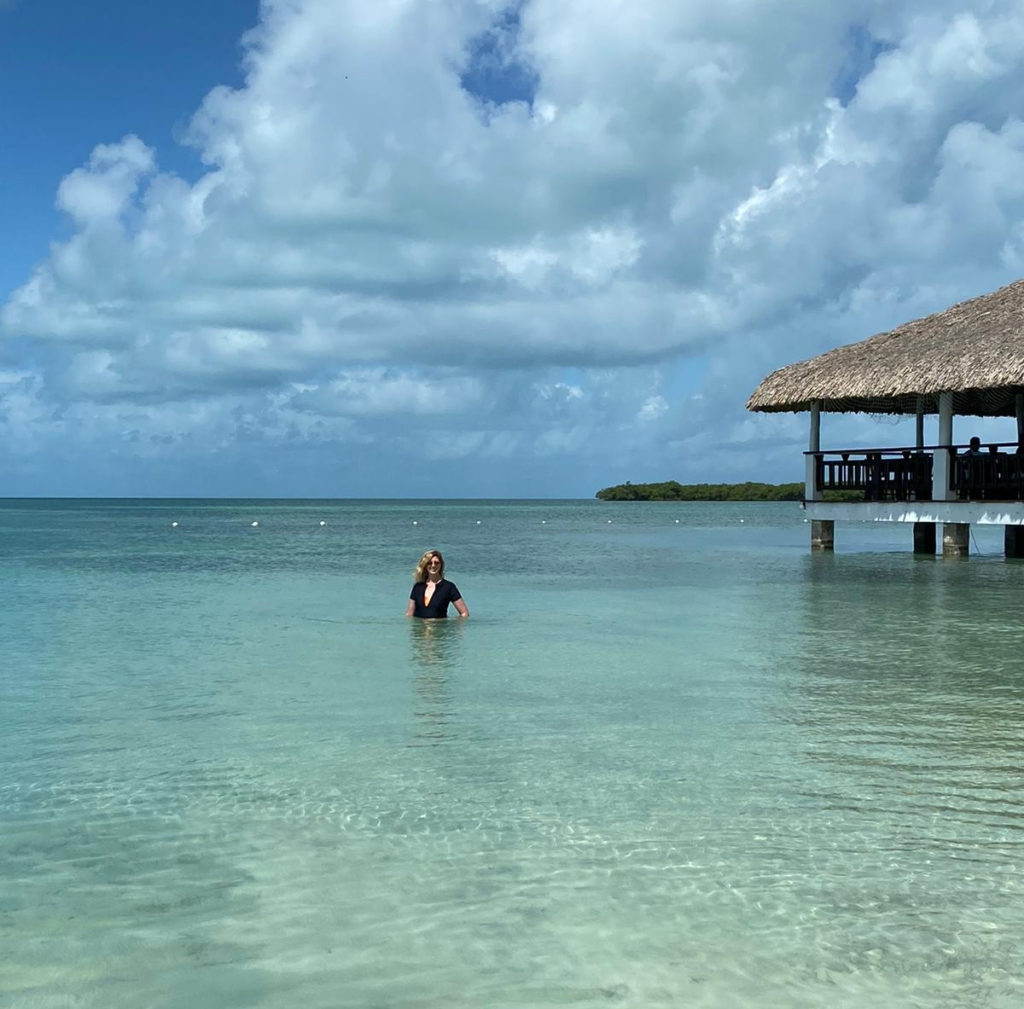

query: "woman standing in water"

left=406, top=549, right=469, bottom=619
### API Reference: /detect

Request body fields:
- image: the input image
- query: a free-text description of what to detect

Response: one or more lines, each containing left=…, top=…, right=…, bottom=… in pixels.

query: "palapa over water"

left=746, top=278, right=1024, bottom=417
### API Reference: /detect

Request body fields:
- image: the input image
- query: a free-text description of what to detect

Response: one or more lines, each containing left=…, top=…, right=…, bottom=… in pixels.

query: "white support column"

left=934, top=391, right=954, bottom=501
left=805, top=401, right=822, bottom=501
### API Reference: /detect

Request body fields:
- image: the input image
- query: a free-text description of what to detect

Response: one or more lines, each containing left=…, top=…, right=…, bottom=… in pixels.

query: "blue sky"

left=0, top=1, right=254, bottom=294
left=3, top=0, right=1024, bottom=497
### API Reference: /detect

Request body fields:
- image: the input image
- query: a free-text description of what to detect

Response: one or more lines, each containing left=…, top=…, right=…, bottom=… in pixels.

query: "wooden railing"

left=807, top=443, right=1024, bottom=502
left=811, top=447, right=933, bottom=502
left=953, top=443, right=1024, bottom=500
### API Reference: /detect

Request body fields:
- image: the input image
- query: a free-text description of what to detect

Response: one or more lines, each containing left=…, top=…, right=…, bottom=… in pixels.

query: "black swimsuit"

left=409, top=580, right=462, bottom=618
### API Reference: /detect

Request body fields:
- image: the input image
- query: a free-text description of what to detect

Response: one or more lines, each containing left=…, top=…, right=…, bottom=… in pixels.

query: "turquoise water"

left=1, top=499, right=1022, bottom=1009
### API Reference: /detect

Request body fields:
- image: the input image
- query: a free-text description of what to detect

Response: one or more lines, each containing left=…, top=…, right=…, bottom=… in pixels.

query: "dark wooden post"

left=913, top=522, right=936, bottom=554
left=1005, top=526, right=1024, bottom=559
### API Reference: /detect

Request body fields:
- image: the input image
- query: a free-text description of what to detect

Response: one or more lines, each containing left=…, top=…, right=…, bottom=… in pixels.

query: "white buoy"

left=319, top=520, right=326, bottom=527
left=541, top=520, right=546, bottom=524
left=476, top=520, right=481, bottom=525
left=675, top=519, right=679, bottom=524
left=251, top=521, right=259, bottom=527
left=171, top=521, right=178, bottom=528
left=412, top=520, right=418, bottom=526
left=740, top=519, right=744, bottom=523
left=607, top=519, right=612, bottom=524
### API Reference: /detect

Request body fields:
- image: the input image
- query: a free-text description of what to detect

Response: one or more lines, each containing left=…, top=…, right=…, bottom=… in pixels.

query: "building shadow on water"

left=407, top=618, right=465, bottom=747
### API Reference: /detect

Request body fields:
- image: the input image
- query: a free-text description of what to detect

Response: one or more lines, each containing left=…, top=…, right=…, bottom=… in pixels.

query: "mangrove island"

left=595, top=481, right=862, bottom=502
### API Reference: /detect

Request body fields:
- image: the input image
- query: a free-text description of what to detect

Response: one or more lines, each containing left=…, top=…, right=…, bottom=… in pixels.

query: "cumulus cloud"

left=290, top=368, right=486, bottom=417
left=4, top=0, right=1024, bottom=493
left=56, top=136, right=156, bottom=228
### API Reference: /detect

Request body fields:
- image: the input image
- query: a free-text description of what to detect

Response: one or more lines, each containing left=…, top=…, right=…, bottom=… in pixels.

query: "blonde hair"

left=413, top=549, right=445, bottom=583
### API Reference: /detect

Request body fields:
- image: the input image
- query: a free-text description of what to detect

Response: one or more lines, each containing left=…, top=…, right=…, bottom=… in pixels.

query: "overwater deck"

left=803, top=441, right=1024, bottom=555
left=811, top=441, right=1024, bottom=504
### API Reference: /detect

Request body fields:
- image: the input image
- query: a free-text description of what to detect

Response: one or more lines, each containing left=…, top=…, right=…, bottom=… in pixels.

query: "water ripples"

left=4, top=501, right=1024, bottom=1007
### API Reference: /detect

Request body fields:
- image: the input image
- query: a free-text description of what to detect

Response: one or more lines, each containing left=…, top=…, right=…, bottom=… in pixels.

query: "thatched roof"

left=747, top=278, right=1024, bottom=416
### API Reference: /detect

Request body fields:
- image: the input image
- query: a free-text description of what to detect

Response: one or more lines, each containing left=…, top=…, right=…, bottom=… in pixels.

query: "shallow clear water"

left=1, top=499, right=1022, bottom=1008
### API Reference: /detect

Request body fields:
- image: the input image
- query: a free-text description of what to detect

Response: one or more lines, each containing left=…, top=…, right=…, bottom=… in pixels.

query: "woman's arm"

left=454, top=598, right=469, bottom=618
left=405, top=599, right=415, bottom=617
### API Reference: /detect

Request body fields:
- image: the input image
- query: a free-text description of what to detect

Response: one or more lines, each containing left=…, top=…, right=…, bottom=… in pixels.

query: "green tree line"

left=594, top=480, right=860, bottom=502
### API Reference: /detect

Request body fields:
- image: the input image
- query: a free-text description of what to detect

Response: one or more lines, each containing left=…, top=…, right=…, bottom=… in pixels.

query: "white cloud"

left=291, top=368, right=486, bottom=417
left=56, top=136, right=155, bottom=228
left=0, top=371, right=50, bottom=456
left=638, top=395, right=668, bottom=422
left=4, top=0, right=1024, bottom=492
